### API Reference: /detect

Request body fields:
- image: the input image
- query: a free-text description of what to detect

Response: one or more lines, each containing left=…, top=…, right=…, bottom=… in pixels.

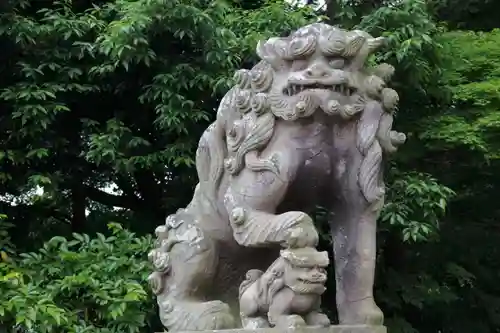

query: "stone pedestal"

left=170, top=326, right=386, bottom=333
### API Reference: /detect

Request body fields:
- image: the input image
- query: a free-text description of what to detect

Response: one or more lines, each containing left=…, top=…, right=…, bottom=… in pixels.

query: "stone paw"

left=305, top=312, right=331, bottom=327
left=242, top=317, right=270, bottom=329
left=286, top=224, right=319, bottom=248
left=159, top=299, right=235, bottom=331
left=339, top=298, right=384, bottom=326
left=273, top=314, right=307, bottom=329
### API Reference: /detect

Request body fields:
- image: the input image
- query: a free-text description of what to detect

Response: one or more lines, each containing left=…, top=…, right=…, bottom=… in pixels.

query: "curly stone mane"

left=198, top=24, right=406, bottom=209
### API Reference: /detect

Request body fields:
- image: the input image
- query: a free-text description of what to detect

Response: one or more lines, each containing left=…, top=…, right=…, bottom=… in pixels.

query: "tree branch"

left=83, top=185, right=143, bottom=211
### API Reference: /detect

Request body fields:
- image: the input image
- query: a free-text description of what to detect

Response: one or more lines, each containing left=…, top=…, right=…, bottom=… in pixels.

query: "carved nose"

left=305, top=65, right=328, bottom=78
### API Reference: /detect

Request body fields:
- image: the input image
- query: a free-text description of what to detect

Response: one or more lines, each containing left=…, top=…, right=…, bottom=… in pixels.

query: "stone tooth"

left=346, top=87, right=351, bottom=96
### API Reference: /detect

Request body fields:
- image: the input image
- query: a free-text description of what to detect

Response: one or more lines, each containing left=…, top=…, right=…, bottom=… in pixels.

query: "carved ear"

left=367, top=37, right=387, bottom=54
left=372, top=63, right=395, bottom=82
left=256, top=37, right=289, bottom=70
left=342, top=34, right=366, bottom=58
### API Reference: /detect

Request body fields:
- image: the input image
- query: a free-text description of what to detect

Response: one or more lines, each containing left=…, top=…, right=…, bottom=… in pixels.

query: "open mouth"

left=298, top=277, right=326, bottom=284
left=283, top=83, right=357, bottom=96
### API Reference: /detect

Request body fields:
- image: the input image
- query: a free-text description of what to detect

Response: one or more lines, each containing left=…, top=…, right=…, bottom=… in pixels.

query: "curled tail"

left=195, top=89, right=237, bottom=216
left=196, top=121, right=226, bottom=215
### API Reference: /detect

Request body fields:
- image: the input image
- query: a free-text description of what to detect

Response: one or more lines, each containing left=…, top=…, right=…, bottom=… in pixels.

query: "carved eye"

left=290, top=59, right=309, bottom=71
left=328, top=58, right=345, bottom=69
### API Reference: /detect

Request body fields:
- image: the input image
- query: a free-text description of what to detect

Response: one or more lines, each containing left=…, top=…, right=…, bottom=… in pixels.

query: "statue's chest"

left=289, top=120, right=333, bottom=184
left=289, top=293, right=318, bottom=314
left=273, top=119, right=334, bottom=212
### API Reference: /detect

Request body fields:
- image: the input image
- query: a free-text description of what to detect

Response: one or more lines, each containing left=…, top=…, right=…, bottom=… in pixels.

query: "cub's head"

left=280, top=247, right=329, bottom=295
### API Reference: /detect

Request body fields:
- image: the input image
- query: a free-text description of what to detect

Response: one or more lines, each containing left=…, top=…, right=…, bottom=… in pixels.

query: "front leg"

left=329, top=102, right=385, bottom=325
left=224, top=152, right=319, bottom=249
left=268, top=290, right=307, bottom=329
left=304, top=298, right=331, bottom=327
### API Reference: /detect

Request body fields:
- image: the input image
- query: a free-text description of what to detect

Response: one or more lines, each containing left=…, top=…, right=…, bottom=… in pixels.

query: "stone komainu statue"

left=148, top=23, right=406, bottom=331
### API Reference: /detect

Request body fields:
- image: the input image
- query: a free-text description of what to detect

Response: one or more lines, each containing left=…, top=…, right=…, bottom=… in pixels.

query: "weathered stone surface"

left=148, top=22, right=405, bottom=332
left=170, top=326, right=387, bottom=333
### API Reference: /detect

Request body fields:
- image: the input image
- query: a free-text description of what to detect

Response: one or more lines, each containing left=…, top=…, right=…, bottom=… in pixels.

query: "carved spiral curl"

left=318, top=29, right=346, bottom=56
left=295, top=92, right=320, bottom=118
left=224, top=113, right=276, bottom=175
left=149, top=249, right=171, bottom=272
left=155, top=225, right=169, bottom=239
left=373, top=63, right=395, bottom=82
left=377, top=113, right=406, bottom=153
left=230, top=207, right=246, bottom=226
left=158, top=298, right=234, bottom=331
left=286, top=35, right=317, bottom=59
left=227, top=120, right=246, bottom=153
left=268, top=90, right=319, bottom=121
left=166, top=213, right=183, bottom=229
left=342, top=104, right=363, bottom=119
left=322, top=95, right=364, bottom=119
left=390, top=131, right=406, bottom=145
left=251, top=93, right=269, bottom=115
left=250, top=69, right=274, bottom=93
left=268, top=91, right=292, bottom=120
left=324, top=100, right=341, bottom=116
left=235, top=89, right=253, bottom=113
left=147, top=244, right=171, bottom=296
left=233, top=69, right=252, bottom=89
left=357, top=101, right=386, bottom=203
left=148, top=271, right=165, bottom=295
left=224, top=157, right=236, bottom=173
left=256, top=37, right=289, bottom=70
left=364, top=75, right=386, bottom=99
left=381, top=88, right=399, bottom=113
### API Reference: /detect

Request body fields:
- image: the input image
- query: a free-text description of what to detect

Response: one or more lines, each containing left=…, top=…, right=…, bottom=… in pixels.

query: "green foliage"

left=0, top=214, right=15, bottom=263
left=0, top=0, right=314, bottom=246
left=431, top=0, right=500, bottom=31
left=357, top=0, right=449, bottom=113
left=381, top=171, right=455, bottom=242
left=225, top=0, right=316, bottom=64
left=372, top=26, right=500, bottom=333
left=1, top=0, right=500, bottom=333
left=0, top=223, right=155, bottom=333
left=422, top=29, right=500, bottom=158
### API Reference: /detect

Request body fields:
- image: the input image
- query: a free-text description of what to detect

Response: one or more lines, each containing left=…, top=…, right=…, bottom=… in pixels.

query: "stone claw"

left=305, top=312, right=331, bottom=327
left=285, top=225, right=319, bottom=248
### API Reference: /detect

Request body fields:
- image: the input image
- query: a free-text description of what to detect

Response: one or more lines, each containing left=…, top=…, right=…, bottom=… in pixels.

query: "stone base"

left=171, top=326, right=386, bottom=333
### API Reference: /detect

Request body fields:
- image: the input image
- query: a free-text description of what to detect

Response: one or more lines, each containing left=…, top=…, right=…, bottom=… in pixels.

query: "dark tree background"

left=1, top=0, right=499, bottom=332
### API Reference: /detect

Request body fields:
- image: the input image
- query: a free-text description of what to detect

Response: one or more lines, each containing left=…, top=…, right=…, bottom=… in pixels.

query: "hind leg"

left=149, top=209, right=236, bottom=331
left=330, top=191, right=384, bottom=325
left=304, top=299, right=331, bottom=327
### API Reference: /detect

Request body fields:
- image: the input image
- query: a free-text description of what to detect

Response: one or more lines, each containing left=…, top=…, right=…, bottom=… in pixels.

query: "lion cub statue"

left=239, top=247, right=331, bottom=329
